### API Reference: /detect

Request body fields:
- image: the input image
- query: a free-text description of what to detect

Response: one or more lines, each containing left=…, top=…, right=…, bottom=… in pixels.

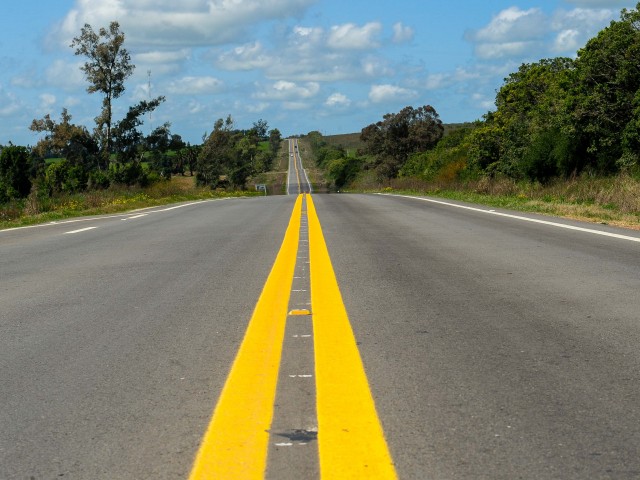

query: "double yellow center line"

left=189, top=195, right=397, bottom=479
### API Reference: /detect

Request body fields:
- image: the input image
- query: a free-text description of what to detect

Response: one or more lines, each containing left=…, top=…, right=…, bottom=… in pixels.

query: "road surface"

left=2, top=158, right=640, bottom=478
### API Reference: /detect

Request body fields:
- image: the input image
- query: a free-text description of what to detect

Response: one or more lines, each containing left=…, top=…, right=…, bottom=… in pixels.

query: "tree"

left=568, top=4, right=640, bottom=173
left=360, top=105, right=444, bottom=178
left=197, top=116, right=235, bottom=188
left=252, top=119, right=269, bottom=139
left=111, top=97, right=166, bottom=163
left=71, top=22, right=135, bottom=165
left=30, top=108, right=99, bottom=167
left=0, top=145, right=32, bottom=202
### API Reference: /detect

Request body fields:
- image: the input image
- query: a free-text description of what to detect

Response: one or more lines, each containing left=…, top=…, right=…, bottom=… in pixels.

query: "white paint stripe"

left=122, top=214, right=148, bottom=220
left=1, top=199, right=235, bottom=234
left=381, top=193, right=640, bottom=244
left=64, top=227, right=97, bottom=235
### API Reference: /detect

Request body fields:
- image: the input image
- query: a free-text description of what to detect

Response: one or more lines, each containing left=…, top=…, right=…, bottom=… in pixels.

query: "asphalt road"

left=0, top=197, right=295, bottom=479
left=2, top=192, right=640, bottom=479
left=287, top=139, right=311, bottom=195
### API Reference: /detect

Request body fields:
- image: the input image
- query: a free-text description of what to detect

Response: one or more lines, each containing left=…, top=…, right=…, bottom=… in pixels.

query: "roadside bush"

left=327, top=156, right=363, bottom=189
left=89, top=170, right=110, bottom=189
left=0, top=145, right=32, bottom=202
left=109, top=162, right=150, bottom=186
left=44, top=160, right=88, bottom=194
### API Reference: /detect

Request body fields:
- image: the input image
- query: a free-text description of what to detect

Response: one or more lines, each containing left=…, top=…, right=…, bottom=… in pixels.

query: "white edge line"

left=1, top=197, right=233, bottom=234
left=378, top=193, right=640, bottom=244
left=64, top=226, right=98, bottom=235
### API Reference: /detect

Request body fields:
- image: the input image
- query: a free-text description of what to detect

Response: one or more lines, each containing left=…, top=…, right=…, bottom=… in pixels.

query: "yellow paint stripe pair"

left=189, top=195, right=396, bottom=479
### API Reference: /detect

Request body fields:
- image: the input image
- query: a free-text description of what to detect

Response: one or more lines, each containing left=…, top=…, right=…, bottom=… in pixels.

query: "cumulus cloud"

left=466, top=7, right=547, bottom=59
left=167, top=76, right=224, bottom=95
left=51, top=0, right=318, bottom=48
left=553, top=29, right=581, bottom=52
left=392, top=22, right=415, bottom=44
left=470, top=7, right=547, bottom=43
left=325, top=93, right=351, bottom=108
left=216, top=42, right=272, bottom=71
left=369, top=84, right=417, bottom=103
left=214, top=23, right=397, bottom=83
left=327, top=22, right=382, bottom=50
left=134, top=49, right=190, bottom=65
left=466, top=5, right=622, bottom=60
left=254, top=81, right=320, bottom=101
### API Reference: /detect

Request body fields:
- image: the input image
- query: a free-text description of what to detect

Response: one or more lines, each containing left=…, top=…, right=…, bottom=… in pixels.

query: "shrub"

left=0, top=145, right=32, bottom=202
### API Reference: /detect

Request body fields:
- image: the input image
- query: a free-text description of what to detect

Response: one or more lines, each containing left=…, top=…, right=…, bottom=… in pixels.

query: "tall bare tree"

left=71, top=21, right=134, bottom=166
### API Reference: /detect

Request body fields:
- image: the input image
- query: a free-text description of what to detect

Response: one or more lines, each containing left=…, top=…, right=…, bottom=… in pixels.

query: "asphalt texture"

left=0, top=196, right=296, bottom=479
left=313, top=193, right=640, bottom=479
left=2, top=192, right=640, bottom=479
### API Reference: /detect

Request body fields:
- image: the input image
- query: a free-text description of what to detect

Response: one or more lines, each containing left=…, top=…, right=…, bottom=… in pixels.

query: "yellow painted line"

left=189, top=195, right=302, bottom=480
left=307, top=195, right=398, bottom=479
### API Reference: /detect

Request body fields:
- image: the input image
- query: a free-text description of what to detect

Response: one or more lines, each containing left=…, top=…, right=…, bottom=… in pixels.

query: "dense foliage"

left=456, top=4, right=640, bottom=184
left=360, top=105, right=444, bottom=179
left=196, top=116, right=281, bottom=189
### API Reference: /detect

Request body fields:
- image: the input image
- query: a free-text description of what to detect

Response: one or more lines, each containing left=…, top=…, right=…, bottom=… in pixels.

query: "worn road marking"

left=63, top=227, right=97, bottom=235
left=121, top=214, right=148, bottom=220
left=307, top=195, right=398, bottom=479
left=188, top=195, right=302, bottom=480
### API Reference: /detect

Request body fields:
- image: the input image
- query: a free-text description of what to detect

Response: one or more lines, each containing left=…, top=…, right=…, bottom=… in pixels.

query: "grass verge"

left=349, top=174, right=640, bottom=230
left=0, top=176, right=260, bottom=230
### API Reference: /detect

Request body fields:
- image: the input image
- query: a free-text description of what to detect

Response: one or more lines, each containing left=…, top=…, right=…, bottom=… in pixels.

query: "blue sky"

left=0, top=0, right=636, bottom=146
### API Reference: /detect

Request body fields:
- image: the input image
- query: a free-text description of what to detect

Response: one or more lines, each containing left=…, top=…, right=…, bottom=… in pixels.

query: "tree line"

left=1, top=21, right=281, bottom=205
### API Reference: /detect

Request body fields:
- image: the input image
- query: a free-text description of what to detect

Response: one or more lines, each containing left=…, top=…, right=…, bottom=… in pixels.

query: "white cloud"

left=466, top=7, right=548, bottom=60
left=254, top=81, right=320, bottom=101
left=392, top=22, right=414, bottom=44
left=325, top=93, right=351, bottom=108
left=134, top=49, right=190, bottom=65
left=216, top=42, right=272, bottom=71
left=214, top=23, right=398, bottom=83
left=466, top=5, right=623, bottom=60
left=553, top=29, right=581, bottom=52
left=52, top=0, right=318, bottom=48
left=475, top=41, right=542, bottom=60
left=470, top=7, right=547, bottom=43
left=327, top=22, right=382, bottom=50
left=369, top=84, right=417, bottom=103
left=167, top=76, right=224, bottom=95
